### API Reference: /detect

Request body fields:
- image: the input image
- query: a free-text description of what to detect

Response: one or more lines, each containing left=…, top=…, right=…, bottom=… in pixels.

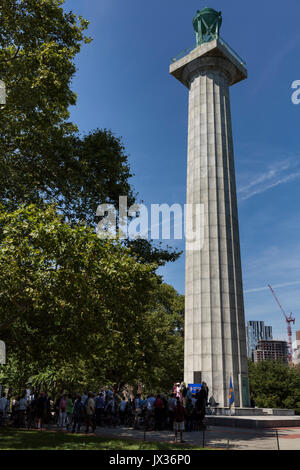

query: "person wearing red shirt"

left=173, top=397, right=185, bottom=443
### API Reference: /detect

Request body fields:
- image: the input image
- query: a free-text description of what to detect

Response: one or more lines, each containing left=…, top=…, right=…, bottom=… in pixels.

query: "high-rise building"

left=246, top=321, right=273, bottom=360
left=254, top=340, right=288, bottom=364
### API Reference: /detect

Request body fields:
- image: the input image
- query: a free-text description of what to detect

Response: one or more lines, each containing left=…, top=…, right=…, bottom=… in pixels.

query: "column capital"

left=182, top=56, right=237, bottom=88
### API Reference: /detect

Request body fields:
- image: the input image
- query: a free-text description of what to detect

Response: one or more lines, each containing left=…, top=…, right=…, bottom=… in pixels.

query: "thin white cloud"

left=240, top=171, right=300, bottom=201
left=238, top=159, right=292, bottom=193
left=245, top=280, right=300, bottom=294
left=238, top=158, right=300, bottom=201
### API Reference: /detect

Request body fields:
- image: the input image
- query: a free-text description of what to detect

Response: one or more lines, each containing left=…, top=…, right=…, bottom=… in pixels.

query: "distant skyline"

left=64, top=0, right=300, bottom=341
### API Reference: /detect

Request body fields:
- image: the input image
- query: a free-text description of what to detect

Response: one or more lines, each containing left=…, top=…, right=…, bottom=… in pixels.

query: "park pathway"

left=89, top=424, right=300, bottom=450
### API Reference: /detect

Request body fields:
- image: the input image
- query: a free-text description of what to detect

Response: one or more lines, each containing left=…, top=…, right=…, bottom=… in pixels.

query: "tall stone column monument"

left=170, top=8, right=249, bottom=407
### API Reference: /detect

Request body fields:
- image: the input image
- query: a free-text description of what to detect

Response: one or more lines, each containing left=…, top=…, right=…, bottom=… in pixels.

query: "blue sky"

left=64, top=0, right=300, bottom=341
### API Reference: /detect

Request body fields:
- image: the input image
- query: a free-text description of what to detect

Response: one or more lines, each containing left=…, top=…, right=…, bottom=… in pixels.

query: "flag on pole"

left=229, top=376, right=234, bottom=408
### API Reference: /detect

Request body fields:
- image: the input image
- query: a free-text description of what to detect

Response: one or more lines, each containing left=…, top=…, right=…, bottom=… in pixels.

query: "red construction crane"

left=268, top=284, right=295, bottom=364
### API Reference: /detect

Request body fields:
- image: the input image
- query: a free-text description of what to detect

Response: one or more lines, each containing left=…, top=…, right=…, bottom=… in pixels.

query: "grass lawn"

left=0, top=428, right=212, bottom=450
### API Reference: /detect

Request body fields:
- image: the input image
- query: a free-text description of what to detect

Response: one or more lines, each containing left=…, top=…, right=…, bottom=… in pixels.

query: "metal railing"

left=170, top=35, right=246, bottom=68
left=218, top=36, right=246, bottom=68
left=170, top=45, right=196, bottom=64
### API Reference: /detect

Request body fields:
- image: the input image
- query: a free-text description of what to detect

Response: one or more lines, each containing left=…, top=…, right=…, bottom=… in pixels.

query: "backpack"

left=186, top=402, right=193, bottom=416
left=73, top=400, right=86, bottom=417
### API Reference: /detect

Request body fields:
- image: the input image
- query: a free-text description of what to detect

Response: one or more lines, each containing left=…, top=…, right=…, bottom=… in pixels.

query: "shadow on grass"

left=0, top=428, right=211, bottom=451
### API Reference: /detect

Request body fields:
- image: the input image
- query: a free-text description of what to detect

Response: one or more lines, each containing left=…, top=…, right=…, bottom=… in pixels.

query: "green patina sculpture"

left=193, top=7, right=222, bottom=46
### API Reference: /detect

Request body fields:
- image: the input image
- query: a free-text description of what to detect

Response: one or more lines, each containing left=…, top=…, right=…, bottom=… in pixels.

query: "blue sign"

left=229, top=376, right=234, bottom=407
left=188, top=383, right=202, bottom=395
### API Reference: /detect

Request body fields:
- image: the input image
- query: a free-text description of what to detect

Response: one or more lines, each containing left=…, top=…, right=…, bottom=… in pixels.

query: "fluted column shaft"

left=184, top=58, right=248, bottom=407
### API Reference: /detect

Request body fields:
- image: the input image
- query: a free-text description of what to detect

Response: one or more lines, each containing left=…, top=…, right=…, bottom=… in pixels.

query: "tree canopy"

left=0, top=0, right=180, bottom=262
left=0, top=204, right=184, bottom=393
left=0, top=1, right=136, bottom=222
left=0, top=0, right=183, bottom=394
left=248, top=360, right=300, bottom=411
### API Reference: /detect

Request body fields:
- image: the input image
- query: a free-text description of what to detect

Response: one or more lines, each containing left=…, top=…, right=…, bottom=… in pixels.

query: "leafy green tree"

left=0, top=1, right=183, bottom=392
left=0, top=0, right=91, bottom=210
left=0, top=0, right=136, bottom=223
left=248, top=359, right=300, bottom=410
left=0, top=0, right=180, bottom=264
left=0, top=204, right=159, bottom=390
left=127, top=238, right=182, bottom=267
left=138, top=283, right=184, bottom=393
left=24, top=128, right=135, bottom=225
left=0, top=204, right=183, bottom=393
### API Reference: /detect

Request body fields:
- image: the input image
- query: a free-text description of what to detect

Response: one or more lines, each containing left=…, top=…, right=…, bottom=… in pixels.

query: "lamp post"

left=0, top=80, right=6, bottom=105
left=0, top=80, right=6, bottom=396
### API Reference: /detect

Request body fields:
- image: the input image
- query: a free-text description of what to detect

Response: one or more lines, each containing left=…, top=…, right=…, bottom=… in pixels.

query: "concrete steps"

left=206, top=415, right=300, bottom=429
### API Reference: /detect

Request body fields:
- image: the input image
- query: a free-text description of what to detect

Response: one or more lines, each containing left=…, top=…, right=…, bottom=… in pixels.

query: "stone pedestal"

left=170, top=39, right=249, bottom=407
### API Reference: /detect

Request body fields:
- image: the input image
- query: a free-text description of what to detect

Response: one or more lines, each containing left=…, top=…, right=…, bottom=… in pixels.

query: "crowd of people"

left=0, top=382, right=210, bottom=441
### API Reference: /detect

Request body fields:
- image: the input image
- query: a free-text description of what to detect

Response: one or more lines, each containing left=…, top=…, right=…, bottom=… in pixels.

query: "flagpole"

left=229, top=374, right=234, bottom=415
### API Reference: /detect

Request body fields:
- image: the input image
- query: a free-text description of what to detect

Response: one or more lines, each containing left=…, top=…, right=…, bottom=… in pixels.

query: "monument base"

left=207, top=407, right=295, bottom=416
left=206, top=407, right=299, bottom=428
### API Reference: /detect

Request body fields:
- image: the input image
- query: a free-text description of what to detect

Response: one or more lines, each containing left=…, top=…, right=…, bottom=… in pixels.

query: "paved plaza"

left=86, top=424, right=300, bottom=451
